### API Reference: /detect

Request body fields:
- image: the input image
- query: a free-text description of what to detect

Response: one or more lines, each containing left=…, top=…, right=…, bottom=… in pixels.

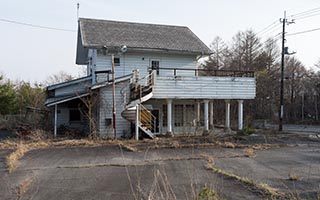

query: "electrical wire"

left=290, top=6, right=320, bottom=18
left=287, top=27, right=320, bottom=36
left=294, top=12, right=320, bottom=20
left=0, top=18, right=76, bottom=32
left=255, top=20, right=279, bottom=36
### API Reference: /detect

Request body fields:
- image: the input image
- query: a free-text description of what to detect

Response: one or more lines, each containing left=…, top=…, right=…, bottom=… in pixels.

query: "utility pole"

left=279, top=11, right=294, bottom=131
left=279, top=12, right=286, bottom=131
left=112, top=54, right=117, bottom=139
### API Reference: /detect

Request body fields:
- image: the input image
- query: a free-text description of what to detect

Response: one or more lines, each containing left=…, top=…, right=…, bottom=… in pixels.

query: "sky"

left=0, top=0, right=320, bottom=84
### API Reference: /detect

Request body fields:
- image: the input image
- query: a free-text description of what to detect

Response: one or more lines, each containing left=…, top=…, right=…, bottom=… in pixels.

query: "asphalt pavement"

left=0, top=132, right=319, bottom=200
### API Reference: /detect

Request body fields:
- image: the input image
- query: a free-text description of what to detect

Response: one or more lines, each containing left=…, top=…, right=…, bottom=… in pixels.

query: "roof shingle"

left=79, top=18, right=212, bottom=55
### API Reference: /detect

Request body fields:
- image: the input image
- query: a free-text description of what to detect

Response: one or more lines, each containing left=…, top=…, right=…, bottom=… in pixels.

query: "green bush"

left=237, top=127, right=256, bottom=135
left=198, top=185, right=217, bottom=200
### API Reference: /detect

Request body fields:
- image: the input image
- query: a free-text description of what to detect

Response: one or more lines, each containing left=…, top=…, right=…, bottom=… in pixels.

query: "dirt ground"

left=0, top=130, right=319, bottom=200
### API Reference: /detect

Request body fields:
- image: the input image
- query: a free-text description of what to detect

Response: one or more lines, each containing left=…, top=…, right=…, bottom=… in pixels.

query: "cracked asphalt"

left=0, top=132, right=319, bottom=200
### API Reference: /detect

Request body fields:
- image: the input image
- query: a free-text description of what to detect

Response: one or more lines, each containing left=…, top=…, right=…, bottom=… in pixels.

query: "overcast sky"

left=1, top=0, right=320, bottom=83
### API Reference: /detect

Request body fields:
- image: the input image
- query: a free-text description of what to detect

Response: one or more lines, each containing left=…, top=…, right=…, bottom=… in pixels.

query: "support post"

left=225, top=100, right=230, bottom=130
left=167, top=99, right=172, bottom=134
left=204, top=100, right=209, bottom=131
left=210, top=101, right=214, bottom=129
left=197, top=101, right=201, bottom=124
left=135, top=105, right=139, bottom=140
left=238, top=100, right=243, bottom=130
left=54, top=104, right=57, bottom=138
left=112, top=54, right=117, bottom=139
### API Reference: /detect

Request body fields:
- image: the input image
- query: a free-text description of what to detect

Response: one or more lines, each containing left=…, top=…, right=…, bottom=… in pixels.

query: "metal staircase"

left=121, top=70, right=156, bottom=139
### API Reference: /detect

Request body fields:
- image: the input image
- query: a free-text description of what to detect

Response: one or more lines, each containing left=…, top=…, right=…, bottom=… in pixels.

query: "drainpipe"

left=135, top=104, right=139, bottom=140
left=54, top=104, right=57, bottom=138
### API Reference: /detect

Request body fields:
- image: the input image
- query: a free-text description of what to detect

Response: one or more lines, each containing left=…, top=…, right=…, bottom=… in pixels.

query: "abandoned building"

left=45, top=18, right=256, bottom=139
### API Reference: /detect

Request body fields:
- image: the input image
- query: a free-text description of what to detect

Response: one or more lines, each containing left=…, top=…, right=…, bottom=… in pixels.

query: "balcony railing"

left=148, top=67, right=255, bottom=77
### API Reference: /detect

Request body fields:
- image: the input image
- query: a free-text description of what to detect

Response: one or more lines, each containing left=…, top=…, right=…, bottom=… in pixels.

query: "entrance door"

left=151, top=110, right=160, bottom=133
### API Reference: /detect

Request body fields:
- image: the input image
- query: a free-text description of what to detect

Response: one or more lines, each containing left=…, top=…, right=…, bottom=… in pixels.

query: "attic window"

left=114, top=57, right=120, bottom=66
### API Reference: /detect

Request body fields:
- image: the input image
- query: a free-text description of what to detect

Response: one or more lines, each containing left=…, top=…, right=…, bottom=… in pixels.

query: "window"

left=163, top=105, right=167, bottom=126
left=185, top=105, right=195, bottom=126
left=114, top=57, right=120, bottom=66
left=150, top=59, right=160, bottom=75
left=69, top=109, right=81, bottom=122
left=174, top=105, right=183, bottom=127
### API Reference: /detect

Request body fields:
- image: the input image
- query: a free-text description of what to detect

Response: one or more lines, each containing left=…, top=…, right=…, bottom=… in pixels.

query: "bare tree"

left=79, top=89, right=100, bottom=139
left=44, top=71, right=73, bottom=86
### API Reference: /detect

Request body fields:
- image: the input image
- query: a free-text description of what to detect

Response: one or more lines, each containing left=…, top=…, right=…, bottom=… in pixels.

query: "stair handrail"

left=138, top=103, right=157, bottom=133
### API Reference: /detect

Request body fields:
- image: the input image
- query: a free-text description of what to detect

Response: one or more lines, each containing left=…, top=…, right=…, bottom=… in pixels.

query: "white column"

left=167, top=99, right=172, bottom=133
left=54, top=104, right=57, bottom=138
left=197, top=101, right=201, bottom=123
left=210, top=101, right=214, bottom=129
left=238, top=100, right=244, bottom=130
left=135, top=104, right=139, bottom=140
left=225, top=100, right=230, bottom=129
left=204, top=100, right=209, bottom=131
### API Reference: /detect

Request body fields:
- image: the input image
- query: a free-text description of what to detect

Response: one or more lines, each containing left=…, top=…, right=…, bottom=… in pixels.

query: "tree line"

left=203, top=30, right=320, bottom=124
left=1, top=30, right=320, bottom=126
left=0, top=71, right=73, bottom=115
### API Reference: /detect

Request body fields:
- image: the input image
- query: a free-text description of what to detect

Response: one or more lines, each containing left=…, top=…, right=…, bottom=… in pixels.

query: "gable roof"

left=77, top=18, right=212, bottom=58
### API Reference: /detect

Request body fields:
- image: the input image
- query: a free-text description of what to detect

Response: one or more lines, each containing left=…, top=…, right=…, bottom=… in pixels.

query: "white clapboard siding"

left=95, top=52, right=197, bottom=81
left=152, top=76, right=256, bottom=99
left=55, top=106, right=87, bottom=130
left=98, top=80, right=131, bottom=138
left=54, top=81, right=91, bottom=97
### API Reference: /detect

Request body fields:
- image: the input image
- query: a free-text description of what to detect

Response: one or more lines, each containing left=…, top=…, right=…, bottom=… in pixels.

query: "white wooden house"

left=45, top=18, right=256, bottom=139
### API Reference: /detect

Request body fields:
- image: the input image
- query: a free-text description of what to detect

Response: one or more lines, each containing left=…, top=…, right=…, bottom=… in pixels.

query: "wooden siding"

left=152, top=76, right=256, bottom=99
left=94, top=52, right=197, bottom=81
left=98, top=80, right=131, bottom=138
left=55, top=104, right=87, bottom=131
left=54, top=80, right=91, bottom=97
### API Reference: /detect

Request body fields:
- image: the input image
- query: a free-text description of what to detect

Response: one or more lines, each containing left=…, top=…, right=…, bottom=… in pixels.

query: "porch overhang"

left=45, top=93, right=89, bottom=107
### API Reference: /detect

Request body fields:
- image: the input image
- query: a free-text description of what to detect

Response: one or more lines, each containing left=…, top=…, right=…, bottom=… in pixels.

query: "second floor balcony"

left=132, top=67, right=256, bottom=100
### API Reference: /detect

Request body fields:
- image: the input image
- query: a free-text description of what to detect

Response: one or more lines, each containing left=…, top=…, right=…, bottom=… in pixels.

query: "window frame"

left=150, top=59, right=160, bottom=75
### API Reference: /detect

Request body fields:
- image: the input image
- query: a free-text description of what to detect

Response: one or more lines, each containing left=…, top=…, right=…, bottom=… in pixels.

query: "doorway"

left=151, top=109, right=160, bottom=133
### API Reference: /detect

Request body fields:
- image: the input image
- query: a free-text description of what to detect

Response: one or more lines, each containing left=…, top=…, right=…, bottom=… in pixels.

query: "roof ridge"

left=78, top=17, right=189, bottom=29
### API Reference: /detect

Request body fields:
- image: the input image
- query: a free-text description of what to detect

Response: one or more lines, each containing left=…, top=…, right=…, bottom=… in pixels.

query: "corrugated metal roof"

left=78, top=18, right=212, bottom=55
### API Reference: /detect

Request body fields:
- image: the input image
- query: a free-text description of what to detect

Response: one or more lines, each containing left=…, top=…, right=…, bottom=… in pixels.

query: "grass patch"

left=243, top=147, right=256, bottom=158
left=288, top=171, right=300, bottom=181
left=198, top=185, right=219, bottom=200
left=206, top=165, right=286, bottom=199
left=3, top=139, right=111, bottom=173
left=17, top=177, right=32, bottom=198
left=237, top=127, right=256, bottom=135
left=6, top=141, right=49, bottom=173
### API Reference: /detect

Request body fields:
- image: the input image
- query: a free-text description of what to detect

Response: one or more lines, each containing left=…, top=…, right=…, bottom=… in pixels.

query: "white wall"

left=152, top=76, right=256, bottom=100
left=98, top=80, right=131, bottom=138
left=54, top=80, right=91, bottom=97
left=94, top=52, right=197, bottom=81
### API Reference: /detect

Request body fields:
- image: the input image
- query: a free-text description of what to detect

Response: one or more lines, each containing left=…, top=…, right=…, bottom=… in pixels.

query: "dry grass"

left=117, top=141, right=138, bottom=152
left=17, top=177, right=32, bottom=198
left=6, top=141, right=49, bottom=173
left=288, top=171, right=301, bottom=181
left=243, top=147, right=256, bottom=158
left=169, top=140, right=180, bottom=148
left=3, top=139, right=111, bottom=173
left=200, top=152, right=215, bottom=165
left=206, top=165, right=285, bottom=199
left=222, top=142, right=236, bottom=148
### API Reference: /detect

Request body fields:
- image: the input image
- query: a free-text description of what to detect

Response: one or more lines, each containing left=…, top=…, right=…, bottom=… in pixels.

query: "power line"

left=294, top=12, right=320, bottom=20
left=0, top=18, right=76, bottom=32
left=287, top=27, right=320, bottom=36
left=258, top=24, right=282, bottom=39
left=256, top=20, right=279, bottom=35
left=290, top=6, right=320, bottom=18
